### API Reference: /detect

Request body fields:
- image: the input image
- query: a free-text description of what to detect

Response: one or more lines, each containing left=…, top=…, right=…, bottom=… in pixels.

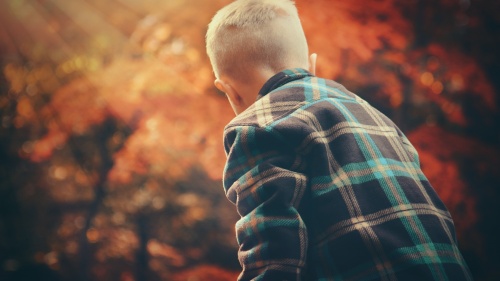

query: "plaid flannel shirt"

left=222, top=68, right=472, bottom=281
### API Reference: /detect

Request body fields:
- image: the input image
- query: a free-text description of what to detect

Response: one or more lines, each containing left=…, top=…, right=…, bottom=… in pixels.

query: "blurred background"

left=0, top=0, right=499, bottom=280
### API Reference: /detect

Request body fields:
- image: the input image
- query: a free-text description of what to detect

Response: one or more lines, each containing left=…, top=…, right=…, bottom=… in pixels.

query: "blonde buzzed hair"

left=206, top=0, right=309, bottom=80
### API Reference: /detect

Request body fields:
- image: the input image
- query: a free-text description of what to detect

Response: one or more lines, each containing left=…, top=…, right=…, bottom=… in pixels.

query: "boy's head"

left=206, top=0, right=314, bottom=114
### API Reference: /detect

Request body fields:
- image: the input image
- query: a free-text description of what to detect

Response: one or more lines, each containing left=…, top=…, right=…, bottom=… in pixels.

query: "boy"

left=206, top=0, right=472, bottom=280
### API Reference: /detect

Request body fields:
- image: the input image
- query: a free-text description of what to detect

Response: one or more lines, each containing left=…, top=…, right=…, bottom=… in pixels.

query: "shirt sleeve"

left=223, top=124, right=309, bottom=281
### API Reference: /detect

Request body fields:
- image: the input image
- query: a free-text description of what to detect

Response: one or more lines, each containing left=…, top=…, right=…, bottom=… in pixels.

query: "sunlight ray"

left=0, top=0, right=115, bottom=110
left=47, top=0, right=128, bottom=46
left=114, top=0, right=153, bottom=16
left=115, top=0, right=181, bottom=17
left=0, top=5, right=38, bottom=60
left=11, top=0, right=75, bottom=60
left=0, top=21, right=20, bottom=60
left=82, top=0, right=143, bottom=34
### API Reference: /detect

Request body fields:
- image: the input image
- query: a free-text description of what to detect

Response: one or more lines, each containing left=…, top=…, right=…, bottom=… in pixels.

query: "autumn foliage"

left=1, top=0, right=499, bottom=280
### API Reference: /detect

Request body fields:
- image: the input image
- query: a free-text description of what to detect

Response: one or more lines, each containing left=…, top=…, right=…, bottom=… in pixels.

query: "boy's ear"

left=309, top=53, right=317, bottom=75
left=214, top=78, right=243, bottom=106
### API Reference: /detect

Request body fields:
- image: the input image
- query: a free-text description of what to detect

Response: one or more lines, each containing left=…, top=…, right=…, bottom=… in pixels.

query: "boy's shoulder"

left=225, top=74, right=360, bottom=131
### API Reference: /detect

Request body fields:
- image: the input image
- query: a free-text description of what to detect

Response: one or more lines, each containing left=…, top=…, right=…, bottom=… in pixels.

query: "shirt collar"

left=257, top=68, right=314, bottom=100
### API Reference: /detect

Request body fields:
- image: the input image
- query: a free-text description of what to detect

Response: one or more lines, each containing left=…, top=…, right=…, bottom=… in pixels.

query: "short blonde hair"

left=206, top=0, right=309, bottom=80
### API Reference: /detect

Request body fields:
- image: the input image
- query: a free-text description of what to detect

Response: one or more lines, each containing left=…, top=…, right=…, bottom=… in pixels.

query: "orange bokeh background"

left=1, top=0, right=499, bottom=280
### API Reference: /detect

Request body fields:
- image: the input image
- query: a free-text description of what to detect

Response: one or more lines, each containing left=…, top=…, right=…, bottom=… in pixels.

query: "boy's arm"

left=223, top=125, right=309, bottom=281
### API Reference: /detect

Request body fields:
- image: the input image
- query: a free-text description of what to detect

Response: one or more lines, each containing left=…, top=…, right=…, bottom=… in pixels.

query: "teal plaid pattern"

left=223, top=69, right=472, bottom=281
